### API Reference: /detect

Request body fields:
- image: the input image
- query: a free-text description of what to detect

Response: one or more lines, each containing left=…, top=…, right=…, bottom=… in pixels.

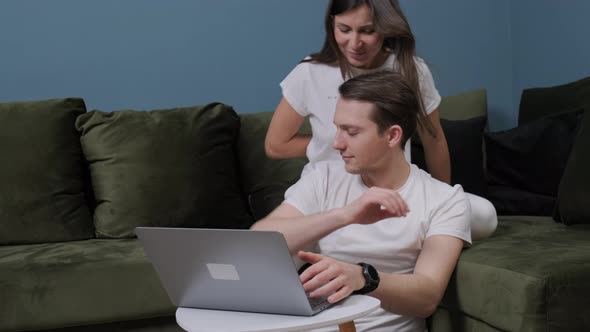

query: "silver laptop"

left=135, top=227, right=332, bottom=316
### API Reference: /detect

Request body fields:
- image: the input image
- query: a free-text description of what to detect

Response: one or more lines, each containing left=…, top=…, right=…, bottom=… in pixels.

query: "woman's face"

left=333, top=4, right=386, bottom=69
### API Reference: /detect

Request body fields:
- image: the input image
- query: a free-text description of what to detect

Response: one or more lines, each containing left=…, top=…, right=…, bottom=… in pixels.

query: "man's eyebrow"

left=334, top=124, right=360, bottom=130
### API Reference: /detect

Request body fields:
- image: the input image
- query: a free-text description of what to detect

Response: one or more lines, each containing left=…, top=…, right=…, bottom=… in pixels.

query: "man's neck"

left=360, top=155, right=411, bottom=190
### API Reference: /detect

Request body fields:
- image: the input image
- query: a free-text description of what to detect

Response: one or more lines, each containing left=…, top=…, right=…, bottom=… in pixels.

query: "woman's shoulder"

left=287, top=58, right=341, bottom=81
left=296, top=56, right=339, bottom=70
left=386, top=53, right=429, bottom=68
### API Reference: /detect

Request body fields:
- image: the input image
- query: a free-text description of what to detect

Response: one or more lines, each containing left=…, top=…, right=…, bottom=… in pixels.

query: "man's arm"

left=251, top=187, right=409, bottom=255
left=299, top=234, right=463, bottom=317
left=373, top=234, right=463, bottom=317
left=251, top=202, right=349, bottom=255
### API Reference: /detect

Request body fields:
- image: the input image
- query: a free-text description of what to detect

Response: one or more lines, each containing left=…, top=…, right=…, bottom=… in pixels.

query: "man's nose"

left=332, top=132, right=345, bottom=150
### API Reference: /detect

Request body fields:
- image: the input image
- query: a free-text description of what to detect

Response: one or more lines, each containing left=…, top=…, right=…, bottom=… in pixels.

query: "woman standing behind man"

left=265, top=0, right=497, bottom=240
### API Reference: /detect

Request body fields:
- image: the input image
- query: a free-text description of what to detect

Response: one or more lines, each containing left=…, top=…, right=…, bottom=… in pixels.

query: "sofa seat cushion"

left=0, top=239, right=175, bottom=331
left=441, top=216, right=590, bottom=332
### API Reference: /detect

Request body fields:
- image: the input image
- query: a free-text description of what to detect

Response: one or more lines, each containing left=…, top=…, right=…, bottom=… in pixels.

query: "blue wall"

left=401, top=0, right=512, bottom=130
left=511, top=0, right=590, bottom=121
left=1, top=1, right=589, bottom=130
left=0, top=0, right=325, bottom=113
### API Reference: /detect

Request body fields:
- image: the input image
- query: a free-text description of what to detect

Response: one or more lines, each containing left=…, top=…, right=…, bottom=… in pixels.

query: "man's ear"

left=386, top=125, right=403, bottom=147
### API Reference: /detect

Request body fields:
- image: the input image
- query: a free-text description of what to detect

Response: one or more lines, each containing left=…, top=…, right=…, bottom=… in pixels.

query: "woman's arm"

left=265, top=98, right=311, bottom=159
left=417, top=108, right=451, bottom=184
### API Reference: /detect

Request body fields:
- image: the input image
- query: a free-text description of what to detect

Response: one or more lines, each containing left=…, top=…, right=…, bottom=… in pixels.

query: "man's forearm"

left=371, top=272, right=444, bottom=318
left=370, top=235, right=463, bottom=318
left=251, top=208, right=350, bottom=254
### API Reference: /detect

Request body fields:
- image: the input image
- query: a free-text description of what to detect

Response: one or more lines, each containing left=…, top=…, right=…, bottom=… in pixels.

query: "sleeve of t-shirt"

left=416, top=58, right=442, bottom=114
left=426, top=185, right=472, bottom=244
left=280, top=62, right=310, bottom=117
left=283, top=163, right=326, bottom=215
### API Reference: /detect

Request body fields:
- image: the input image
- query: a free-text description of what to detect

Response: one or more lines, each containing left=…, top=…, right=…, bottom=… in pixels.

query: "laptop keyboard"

left=308, top=296, right=332, bottom=313
left=299, top=264, right=333, bottom=314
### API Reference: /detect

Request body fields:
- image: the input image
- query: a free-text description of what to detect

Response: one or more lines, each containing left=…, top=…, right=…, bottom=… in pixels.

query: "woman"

left=265, top=0, right=496, bottom=240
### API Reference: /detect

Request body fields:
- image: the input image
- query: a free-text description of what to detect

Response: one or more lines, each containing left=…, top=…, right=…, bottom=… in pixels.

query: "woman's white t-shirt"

left=280, top=54, right=441, bottom=171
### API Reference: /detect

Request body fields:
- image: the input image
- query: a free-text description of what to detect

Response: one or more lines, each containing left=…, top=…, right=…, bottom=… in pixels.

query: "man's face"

left=332, top=98, right=392, bottom=174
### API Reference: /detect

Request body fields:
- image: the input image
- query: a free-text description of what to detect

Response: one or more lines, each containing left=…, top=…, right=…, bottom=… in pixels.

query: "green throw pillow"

left=554, top=109, right=590, bottom=225
left=76, top=103, right=253, bottom=238
left=519, top=75, right=590, bottom=126
left=237, top=112, right=310, bottom=220
left=0, top=98, right=94, bottom=245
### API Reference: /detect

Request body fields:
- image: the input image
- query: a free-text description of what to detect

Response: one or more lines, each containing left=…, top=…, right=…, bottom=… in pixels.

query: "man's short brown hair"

left=338, top=70, right=420, bottom=147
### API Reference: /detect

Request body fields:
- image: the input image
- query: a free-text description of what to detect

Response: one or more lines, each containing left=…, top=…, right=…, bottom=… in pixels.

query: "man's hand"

left=341, top=187, right=409, bottom=225
left=298, top=251, right=365, bottom=303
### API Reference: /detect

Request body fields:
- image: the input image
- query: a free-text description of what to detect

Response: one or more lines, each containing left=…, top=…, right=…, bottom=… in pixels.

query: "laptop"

left=135, top=227, right=332, bottom=316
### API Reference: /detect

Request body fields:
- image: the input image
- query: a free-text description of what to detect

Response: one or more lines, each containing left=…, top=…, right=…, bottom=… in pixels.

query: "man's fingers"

left=299, top=256, right=329, bottom=284
left=300, top=261, right=336, bottom=290
left=297, top=250, right=323, bottom=263
left=372, top=190, right=409, bottom=217
left=327, top=286, right=352, bottom=304
left=309, top=276, right=352, bottom=303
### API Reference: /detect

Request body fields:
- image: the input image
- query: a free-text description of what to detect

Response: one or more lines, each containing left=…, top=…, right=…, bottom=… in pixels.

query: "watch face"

left=366, top=264, right=379, bottom=281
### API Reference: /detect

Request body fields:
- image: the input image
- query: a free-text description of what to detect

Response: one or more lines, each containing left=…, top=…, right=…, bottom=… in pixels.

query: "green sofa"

left=1, top=88, right=589, bottom=332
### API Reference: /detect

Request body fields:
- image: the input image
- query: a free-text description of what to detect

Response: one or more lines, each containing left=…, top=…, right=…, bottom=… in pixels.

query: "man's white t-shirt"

left=284, top=161, right=471, bottom=332
left=280, top=55, right=441, bottom=170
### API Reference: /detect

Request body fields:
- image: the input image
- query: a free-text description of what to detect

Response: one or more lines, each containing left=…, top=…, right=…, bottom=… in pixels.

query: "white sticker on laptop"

left=206, top=263, right=240, bottom=281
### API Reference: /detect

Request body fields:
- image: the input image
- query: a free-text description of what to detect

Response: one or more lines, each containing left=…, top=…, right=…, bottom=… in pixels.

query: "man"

left=251, top=70, right=471, bottom=332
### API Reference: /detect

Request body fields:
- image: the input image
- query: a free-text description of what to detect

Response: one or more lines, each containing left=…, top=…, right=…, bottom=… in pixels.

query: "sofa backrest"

left=236, top=112, right=310, bottom=220
left=237, top=88, right=490, bottom=218
left=0, top=98, right=95, bottom=245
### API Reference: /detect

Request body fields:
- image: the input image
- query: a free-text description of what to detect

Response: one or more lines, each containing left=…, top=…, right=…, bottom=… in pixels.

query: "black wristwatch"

left=353, top=262, right=380, bottom=295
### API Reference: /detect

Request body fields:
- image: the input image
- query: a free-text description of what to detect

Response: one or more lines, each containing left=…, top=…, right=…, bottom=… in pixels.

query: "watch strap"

left=352, top=262, right=380, bottom=295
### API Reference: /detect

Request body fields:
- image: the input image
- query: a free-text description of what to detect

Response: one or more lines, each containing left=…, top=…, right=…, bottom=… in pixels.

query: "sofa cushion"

left=0, top=239, right=175, bottom=331
left=441, top=216, right=590, bottom=332
left=485, top=184, right=556, bottom=216
left=430, top=307, right=503, bottom=332
left=237, top=112, right=309, bottom=220
left=438, top=88, right=487, bottom=121
left=412, top=116, right=487, bottom=196
left=484, top=109, right=582, bottom=215
left=0, top=98, right=94, bottom=245
left=554, top=109, right=590, bottom=225
left=76, top=103, right=253, bottom=238
left=519, top=75, right=590, bottom=125
left=412, top=89, right=488, bottom=196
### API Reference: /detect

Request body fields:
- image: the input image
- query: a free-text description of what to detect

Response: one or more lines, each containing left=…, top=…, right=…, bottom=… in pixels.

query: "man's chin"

left=344, top=164, right=361, bottom=174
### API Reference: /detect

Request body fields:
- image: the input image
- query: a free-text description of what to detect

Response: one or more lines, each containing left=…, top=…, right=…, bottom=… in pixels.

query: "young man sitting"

left=251, top=70, right=471, bottom=332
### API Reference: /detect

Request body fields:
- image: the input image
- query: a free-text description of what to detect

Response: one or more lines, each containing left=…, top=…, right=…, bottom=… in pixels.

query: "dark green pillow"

left=76, top=103, right=253, bottom=238
left=519, top=75, right=590, bottom=126
left=237, top=112, right=310, bottom=220
left=0, top=98, right=94, bottom=245
left=412, top=116, right=488, bottom=196
left=554, top=109, right=590, bottom=225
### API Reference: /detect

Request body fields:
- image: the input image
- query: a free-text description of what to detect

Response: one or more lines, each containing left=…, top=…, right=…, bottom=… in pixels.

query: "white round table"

left=175, top=295, right=381, bottom=332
